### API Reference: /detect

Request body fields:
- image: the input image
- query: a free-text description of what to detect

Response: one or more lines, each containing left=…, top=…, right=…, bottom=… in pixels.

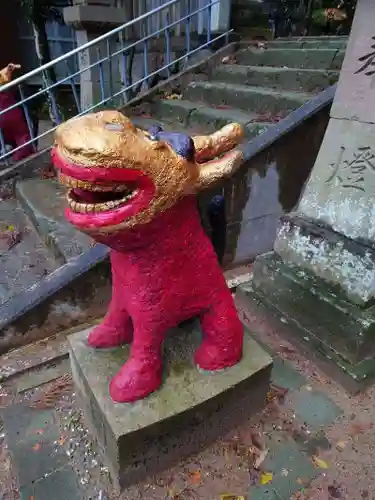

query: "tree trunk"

left=304, top=0, right=314, bottom=35
left=342, top=0, right=356, bottom=27
left=32, top=17, right=61, bottom=125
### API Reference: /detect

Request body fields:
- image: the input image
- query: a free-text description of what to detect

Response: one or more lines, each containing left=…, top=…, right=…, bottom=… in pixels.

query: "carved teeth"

left=67, top=189, right=137, bottom=213
left=59, top=173, right=129, bottom=193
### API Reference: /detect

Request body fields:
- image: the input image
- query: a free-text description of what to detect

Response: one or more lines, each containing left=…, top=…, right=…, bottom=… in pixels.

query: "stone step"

left=15, top=179, right=93, bottom=264
left=150, top=98, right=271, bottom=138
left=212, top=65, right=340, bottom=93
left=184, top=81, right=312, bottom=115
left=69, top=322, right=272, bottom=489
left=131, top=114, right=202, bottom=137
left=236, top=253, right=375, bottom=385
left=235, top=47, right=345, bottom=70
left=0, top=198, right=58, bottom=305
left=265, top=38, right=348, bottom=50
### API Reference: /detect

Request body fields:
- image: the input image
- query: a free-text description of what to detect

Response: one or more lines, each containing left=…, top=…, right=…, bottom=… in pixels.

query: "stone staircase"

left=130, top=37, right=345, bottom=137
left=0, top=37, right=346, bottom=313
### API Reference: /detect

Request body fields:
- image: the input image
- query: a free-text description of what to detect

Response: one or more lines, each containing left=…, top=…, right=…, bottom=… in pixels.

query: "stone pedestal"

left=69, top=323, right=272, bottom=491
left=63, top=1, right=127, bottom=111
left=241, top=0, right=375, bottom=386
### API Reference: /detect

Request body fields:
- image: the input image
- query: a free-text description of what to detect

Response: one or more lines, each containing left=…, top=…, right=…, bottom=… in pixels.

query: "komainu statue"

left=52, top=110, right=245, bottom=403
left=0, top=63, right=34, bottom=161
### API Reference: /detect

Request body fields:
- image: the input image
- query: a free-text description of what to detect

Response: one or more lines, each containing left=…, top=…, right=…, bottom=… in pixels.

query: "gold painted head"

left=0, top=63, right=21, bottom=86
left=53, top=110, right=244, bottom=235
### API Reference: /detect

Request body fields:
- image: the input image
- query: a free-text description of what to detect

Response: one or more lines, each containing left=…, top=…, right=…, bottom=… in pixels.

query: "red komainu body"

left=53, top=110, right=245, bottom=403
left=90, top=196, right=243, bottom=402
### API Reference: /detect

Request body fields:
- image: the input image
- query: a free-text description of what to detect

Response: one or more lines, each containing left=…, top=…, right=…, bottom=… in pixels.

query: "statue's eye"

left=105, top=123, right=122, bottom=132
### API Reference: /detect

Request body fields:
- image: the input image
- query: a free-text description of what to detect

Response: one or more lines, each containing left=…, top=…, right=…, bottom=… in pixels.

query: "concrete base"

left=69, top=323, right=272, bottom=491
left=238, top=252, right=375, bottom=387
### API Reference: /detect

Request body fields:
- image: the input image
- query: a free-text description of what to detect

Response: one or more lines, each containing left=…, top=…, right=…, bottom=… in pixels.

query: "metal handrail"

left=0, top=0, right=181, bottom=94
left=0, top=0, right=230, bottom=165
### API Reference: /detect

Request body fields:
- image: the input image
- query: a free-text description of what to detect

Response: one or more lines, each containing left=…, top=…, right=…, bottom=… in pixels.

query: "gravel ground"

left=1, top=307, right=375, bottom=500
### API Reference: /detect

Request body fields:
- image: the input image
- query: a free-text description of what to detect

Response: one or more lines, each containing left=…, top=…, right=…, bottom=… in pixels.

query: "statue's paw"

left=88, top=322, right=133, bottom=348
left=109, top=358, right=162, bottom=403
left=194, top=341, right=242, bottom=372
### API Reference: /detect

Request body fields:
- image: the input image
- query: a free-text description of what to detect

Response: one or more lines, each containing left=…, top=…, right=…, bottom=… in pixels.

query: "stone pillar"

left=63, top=1, right=127, bottom=111
left=210, top=0, right=231, bottom=33
left=246, top=0, right=375, bottom=385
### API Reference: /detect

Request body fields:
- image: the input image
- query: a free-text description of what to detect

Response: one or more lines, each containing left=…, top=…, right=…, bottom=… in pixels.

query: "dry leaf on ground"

left=29, top=373, right=73, bottom=409
left=312, top=456, right=329, bottom=469
left=260, top=472, right=273, bottom=485
left=188, top=469, right=201, bottom=485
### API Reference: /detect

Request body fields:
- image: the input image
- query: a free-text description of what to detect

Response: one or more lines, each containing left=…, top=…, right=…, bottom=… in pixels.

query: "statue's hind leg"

left=195, top=289, right=243, bottom=371
left=88, top=299, right=133, bottom=348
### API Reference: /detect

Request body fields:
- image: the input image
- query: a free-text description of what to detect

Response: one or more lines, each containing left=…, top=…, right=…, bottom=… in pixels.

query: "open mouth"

left=65, top=177, right=137, bottom=213
left=52, top=148, right=155, bottom=229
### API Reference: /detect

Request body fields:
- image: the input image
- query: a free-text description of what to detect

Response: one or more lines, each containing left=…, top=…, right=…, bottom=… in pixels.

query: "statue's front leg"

left=109, top=320, right=165, bottom=402
left=88, top=251, right=133, bottom=348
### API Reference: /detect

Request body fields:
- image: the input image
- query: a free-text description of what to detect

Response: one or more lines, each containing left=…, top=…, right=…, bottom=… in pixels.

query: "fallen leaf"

left=267, top=383, right=289, bottom=403
left=278, top=343, right=298, bottom=355
left=40, top=165, right=56, bottom=180
left=220, top=495, right=245, bottom=500
left=260, top=472, right=273, bottom=485
left=336, top=441, right=346, bottom=451
left=312, top=456, right=329, bottom=469
left=29, top=373, right=73, bottom=409
left=32, top=442, right=41, bottom=452
left=167, top=489, right=179, bottom=500
left=0, top=225, right=22, bottom=250
left=349, top=421, right=372, bottom=436
left=164, top=92, right=181, bottom=100
left=188, top=469, right=201, bottom=485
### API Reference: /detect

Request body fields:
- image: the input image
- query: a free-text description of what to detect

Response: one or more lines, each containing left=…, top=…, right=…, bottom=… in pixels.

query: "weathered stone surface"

left=16, top=179, right=67, bottom=234
left=236, top=47, right=345, bottom=70
left=290, top=386, right=343, bottom=431
left=16, top=179, right=93, bottom=262
left=184, top=81, right=311, bottom=115
left=275, top=215, right=375, bottom=306
left=150, top=99, right=268, bottom=138
left=331, top=0, right=375, bottom=124
left=47, top=227, right=93, bottom=263
left=69, top=324, right=272, bottom=490
left=248, top=440, right=318, bottom=500
left=237, top=253, right=375, bottom=384
left=0, top=199, right=57, bottom=305
left=15, top=357, right=70, bottom=393
left=212, top=65, right=340, bottom=93
left=267, top=38, right=348, bottom=50
left=20, top=466, right=82, bottom=500
left=295, top=118, right=375, bottom=243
